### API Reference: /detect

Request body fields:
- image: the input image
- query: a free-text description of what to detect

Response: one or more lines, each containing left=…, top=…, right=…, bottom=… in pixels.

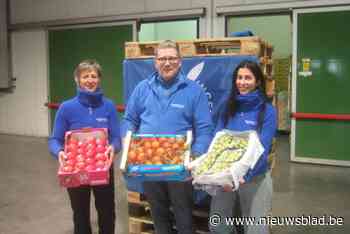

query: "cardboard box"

left=120, top=131, right=192, bottom=181
left=58, top=128, right=112, bottom=188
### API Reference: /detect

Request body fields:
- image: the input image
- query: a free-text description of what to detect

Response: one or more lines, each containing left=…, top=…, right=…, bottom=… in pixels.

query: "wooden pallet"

left=128, top=191, right=210, bottom=234
left=125, top=37, right=272, bottom=59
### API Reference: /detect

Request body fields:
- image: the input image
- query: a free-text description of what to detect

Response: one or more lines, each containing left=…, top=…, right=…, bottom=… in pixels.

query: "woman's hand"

left=58, top=151, right=67, bottom=167
left=239, top=178, right=245, bottom=185
left=223, top=184, right=234, bottom=192
left=106, top=145, right=115, bottom=161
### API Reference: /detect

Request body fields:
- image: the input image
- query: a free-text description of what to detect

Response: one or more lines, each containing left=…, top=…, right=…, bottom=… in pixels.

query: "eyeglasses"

left=156, top=56, right=179, bottom=64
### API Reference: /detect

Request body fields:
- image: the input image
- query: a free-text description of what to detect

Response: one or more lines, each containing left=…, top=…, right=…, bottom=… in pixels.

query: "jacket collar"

left=77, top=88, right=103, bottom=108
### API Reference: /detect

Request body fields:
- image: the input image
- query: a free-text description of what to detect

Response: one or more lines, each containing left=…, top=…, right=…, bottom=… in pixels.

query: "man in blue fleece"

left=48, top=60, right=121, bottom=234
left=124, top=40, right=213, bottom=234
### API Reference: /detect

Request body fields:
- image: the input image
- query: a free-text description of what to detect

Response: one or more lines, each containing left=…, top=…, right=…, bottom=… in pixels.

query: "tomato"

left=75, top=161, right=86, bottom=170
left=96, top=144, right=106, bottom=153
left=96, top=138, right=107, bottom=146
left=62, top=165, right=73, bottom=172
left=87, top=137, right=96, bottom=146
left=76, top=154, right=85, bottom=162
left=85, top=164, right=96, bottom=171
left=66, top=159, right=76, bottom=167
left=85, top=157, right=95, bottom=165
left=86, top=149, right=96, bottom=158
left=77, top=141, right=85, bottom=148
left=67, top=143, right=78, bottom=153
left=66, top=151, right=76, bottom=160
left=96, top=153, right=107, bottom=161
left=86, top=143, right=96, bottom=152
left=77, top=147, right=86, bottom=155
left=95, top=160, right=105, bottom=168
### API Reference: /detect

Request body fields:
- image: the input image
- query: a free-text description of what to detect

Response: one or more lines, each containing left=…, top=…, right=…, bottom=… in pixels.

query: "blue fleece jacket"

left=123, top=71, right=213, bottom=155
left=48, top=88, right=122, bottom=159
left=215, top=90, right=277, bottom=182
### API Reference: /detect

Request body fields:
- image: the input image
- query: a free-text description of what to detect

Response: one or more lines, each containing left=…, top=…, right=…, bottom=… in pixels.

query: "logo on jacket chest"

left=96, top=117, right=108, bottom=123
left=244, top=120, right=257, bottom=126
left=170, top=103, right=185, bottom=109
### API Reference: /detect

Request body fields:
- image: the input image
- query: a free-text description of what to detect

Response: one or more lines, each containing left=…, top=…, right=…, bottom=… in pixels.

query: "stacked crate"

left=125, top=36, right=274, bottom=99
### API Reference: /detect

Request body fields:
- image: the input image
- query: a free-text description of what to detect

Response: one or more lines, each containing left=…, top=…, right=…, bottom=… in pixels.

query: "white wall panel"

left=103, top=0, right=146, bottom=15
left=31, top=0, right=56, bottom=22
left=145, top=0, right=192, bottom=12
left=191, top=0, right=211, bottom=8
left=245, top=0, right=295, bottom=3
left=10, top=0, right=34, bottom=23
left=70, top=0, right=104, bottom=18
left=215, top=0, right=244, bottom=6
left=0, top=30, right=49, bottom=137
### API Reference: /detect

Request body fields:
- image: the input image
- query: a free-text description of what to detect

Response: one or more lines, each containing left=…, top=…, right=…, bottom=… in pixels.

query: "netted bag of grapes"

left=189, top=130, right=264, bottom=195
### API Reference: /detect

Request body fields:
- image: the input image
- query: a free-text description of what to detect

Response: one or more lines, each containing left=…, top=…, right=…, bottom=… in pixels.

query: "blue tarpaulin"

left=122, top=55, right=259, bottom=204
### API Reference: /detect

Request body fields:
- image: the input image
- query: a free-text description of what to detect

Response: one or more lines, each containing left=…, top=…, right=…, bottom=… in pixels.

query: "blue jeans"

left=143, top=181, right=194, bottom=234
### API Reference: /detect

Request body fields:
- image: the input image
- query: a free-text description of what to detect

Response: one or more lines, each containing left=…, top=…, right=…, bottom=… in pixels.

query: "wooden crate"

left=125, top=37, right=272, bottom=59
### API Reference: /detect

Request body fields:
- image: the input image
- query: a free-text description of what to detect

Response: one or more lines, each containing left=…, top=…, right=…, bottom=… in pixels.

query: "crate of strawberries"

left=58, top=128, right=112, bottom=188
left=120, top=131, right=192, bottom=181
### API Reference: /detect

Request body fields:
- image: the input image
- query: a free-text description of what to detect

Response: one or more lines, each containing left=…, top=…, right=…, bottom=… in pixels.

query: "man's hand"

left=106, top=145, right=115, bottom=161
left=58, top=151, right=67, bottom=167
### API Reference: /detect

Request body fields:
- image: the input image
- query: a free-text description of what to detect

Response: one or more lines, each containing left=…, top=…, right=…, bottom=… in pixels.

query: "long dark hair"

left=224, top=60, right=268, bottom=132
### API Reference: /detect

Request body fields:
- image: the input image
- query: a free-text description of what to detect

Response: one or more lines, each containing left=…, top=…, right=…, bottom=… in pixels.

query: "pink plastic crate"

left=57, top=128, right=112, bottom=188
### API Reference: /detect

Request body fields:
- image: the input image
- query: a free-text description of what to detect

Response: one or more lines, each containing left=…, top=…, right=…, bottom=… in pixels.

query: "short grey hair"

left=74, top=59, right=102, bottom=80
left=155, top=40, right=180, bottom=58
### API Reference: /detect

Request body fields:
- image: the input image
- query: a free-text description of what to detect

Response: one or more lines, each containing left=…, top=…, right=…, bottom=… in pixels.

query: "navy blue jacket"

left=123, top=71, right=213, bottom=155
left=215, top=90, right=277, bottom=182
left=48, top=88, right=122, bottom=159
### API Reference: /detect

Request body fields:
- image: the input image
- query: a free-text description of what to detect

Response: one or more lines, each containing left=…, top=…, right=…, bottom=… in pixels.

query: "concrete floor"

left=0, top=133, right=349, bottom=234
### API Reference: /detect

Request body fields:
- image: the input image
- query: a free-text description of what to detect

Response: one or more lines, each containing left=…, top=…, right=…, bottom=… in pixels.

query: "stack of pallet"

left=125, top=36, right=274, bottom=99
left=127, top=191, right=210, bottom=234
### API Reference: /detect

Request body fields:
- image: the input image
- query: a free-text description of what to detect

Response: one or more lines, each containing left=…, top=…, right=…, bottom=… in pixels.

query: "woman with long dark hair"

left=210, top=60, right=277, bottom=234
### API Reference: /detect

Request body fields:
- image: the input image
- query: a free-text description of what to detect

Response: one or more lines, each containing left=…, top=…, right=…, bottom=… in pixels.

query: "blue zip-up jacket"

left=215, top=90, right=277, bottom=182
left=124, top=71, right=213, bottom=155
left=48, top=88, right=122, bottom=159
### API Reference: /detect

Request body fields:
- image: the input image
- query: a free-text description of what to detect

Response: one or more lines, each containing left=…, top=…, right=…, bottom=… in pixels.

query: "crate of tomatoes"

left=120, top=131, right=192, bottom=181
left=58, top=128, right=112, bottom=188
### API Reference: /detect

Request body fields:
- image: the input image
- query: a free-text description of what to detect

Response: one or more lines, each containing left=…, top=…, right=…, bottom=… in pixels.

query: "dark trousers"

left=143, top=181, right=193, bottom=234
left=67, top=168, right=115, bottom=234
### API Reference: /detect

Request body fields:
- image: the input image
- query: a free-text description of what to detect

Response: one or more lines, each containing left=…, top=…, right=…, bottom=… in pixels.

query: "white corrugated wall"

left=0, top=30, right=49, bottom=137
